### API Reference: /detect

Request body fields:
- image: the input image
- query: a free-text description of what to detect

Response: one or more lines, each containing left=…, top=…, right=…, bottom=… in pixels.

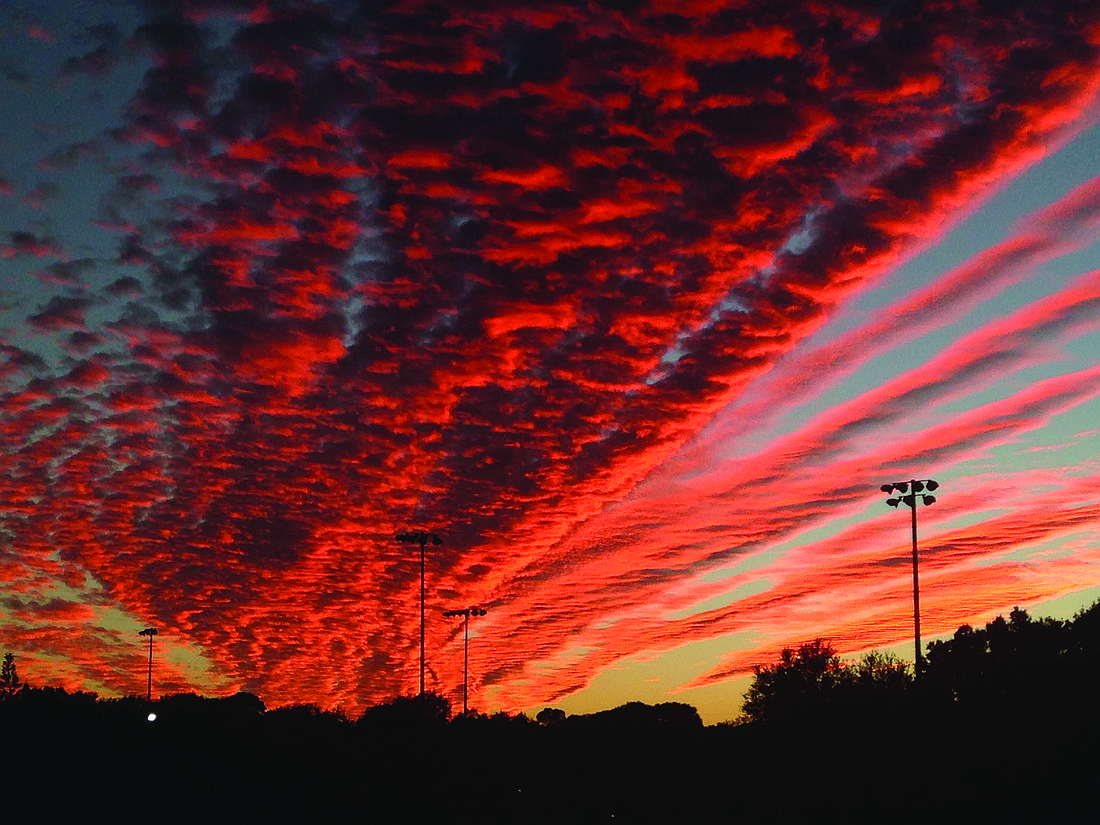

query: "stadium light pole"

left=443, top=607, right=487, bottom=715
left=881, top=479, right=939, bottom=679
left=395, top=531, right=442, bottom=695
left=138, top=627, right=158, bottom=702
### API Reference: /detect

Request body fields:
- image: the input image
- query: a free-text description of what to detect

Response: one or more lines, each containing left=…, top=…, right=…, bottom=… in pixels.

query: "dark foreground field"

left=4, top=686, right=1098, bottom=823
left=6, top=606, right=1100, bottom=822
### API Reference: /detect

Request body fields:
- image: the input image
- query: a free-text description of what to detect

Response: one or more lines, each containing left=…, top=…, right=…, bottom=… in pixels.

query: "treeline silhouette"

left=5, top=603, right=1100, bottom=822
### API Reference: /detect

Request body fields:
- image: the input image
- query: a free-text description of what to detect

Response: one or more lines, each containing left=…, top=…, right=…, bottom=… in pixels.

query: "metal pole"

left=882, top=480, right=937, bottom=681
left=396, top=531, right=441, bottom=697
left=147, top=632, right=154, bottom=702
left=420, top=536, right=426, bottom=696
left=463, top=612, right=470, bottom=715
left=910, top=481, right=922, bottom=680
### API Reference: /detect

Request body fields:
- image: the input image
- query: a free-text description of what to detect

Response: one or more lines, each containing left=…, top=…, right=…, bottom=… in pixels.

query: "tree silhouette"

left=536, top=706, right=566, bottom=725
left=849, top=650, right=911, bottom=693
left=923, top=607, right=1071, bottom=708
left=357, top=691, right=451, bottom=737
left=740, top=639, right=847, bottom=724
left=0, top=653, right=19, bottom=693
left=740, top=642, right=912, bottom=724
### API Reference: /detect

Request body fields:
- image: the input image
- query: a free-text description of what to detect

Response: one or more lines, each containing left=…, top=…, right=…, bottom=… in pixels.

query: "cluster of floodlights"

left=443, top=607, right=488, bottom=620
left=395, top=531, right=443, bottom=547
left=881, top=479, right=939, bottom=508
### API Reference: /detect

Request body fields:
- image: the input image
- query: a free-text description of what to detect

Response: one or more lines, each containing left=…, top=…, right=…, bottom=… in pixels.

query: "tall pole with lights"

left=880, top=479, right=939, bottom=678
left=139, top=627, right=158, bottom=702
left=395, top=531, right=442, bottom=695
left=443, top=607, right=487, bottom=715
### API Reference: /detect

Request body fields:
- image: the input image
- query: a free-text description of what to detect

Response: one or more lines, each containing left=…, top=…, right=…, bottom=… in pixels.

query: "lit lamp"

left=880, top=479, right=939, bottom=678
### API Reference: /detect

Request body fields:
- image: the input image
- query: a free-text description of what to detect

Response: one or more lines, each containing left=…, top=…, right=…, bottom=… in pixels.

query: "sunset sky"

left=2, top=0, right=1099, bottom=723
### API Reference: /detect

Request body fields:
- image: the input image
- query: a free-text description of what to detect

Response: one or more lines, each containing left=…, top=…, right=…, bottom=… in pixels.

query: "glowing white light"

left=147, top=712, right=157, bottom=722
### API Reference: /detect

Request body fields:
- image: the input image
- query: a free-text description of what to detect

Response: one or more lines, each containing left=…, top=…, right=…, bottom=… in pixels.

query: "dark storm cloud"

left=59, top=44, right=120, bottom=79
left=28, top=296, right=91, bottom=332
left=55, top=22, right=129, bottom=80
left=105, top=275, right=144, bottom=298
left=0, top=345, right=48, bottom=375
left=3, top=0, right=1099, bottom=710
left=32, top=258, right=98, bottom=286
left=2, top=231, right=64, bottom=259
left=0, top=63, right=31, bottom=86
left=24, top=181, right=63, bottom=210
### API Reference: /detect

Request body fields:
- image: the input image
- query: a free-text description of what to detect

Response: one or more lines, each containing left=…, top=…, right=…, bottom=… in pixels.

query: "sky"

left=1, top=0, right=1099, bottom=724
